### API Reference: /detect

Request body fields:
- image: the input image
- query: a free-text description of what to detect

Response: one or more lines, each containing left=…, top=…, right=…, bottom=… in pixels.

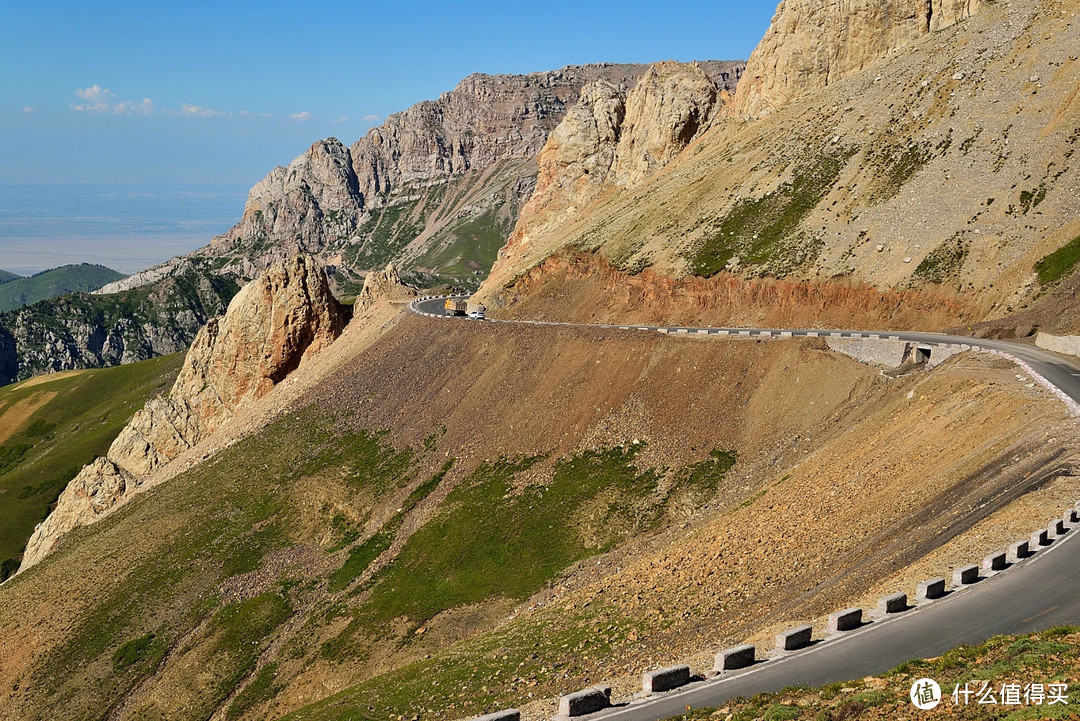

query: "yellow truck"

left=444, top=298, right=468, bottom=316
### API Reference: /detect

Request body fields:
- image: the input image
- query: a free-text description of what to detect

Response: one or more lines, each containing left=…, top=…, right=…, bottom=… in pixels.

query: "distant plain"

left=0, top=184, right=246, bottom=275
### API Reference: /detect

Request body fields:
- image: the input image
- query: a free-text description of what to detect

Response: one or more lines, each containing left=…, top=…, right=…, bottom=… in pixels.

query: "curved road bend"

left=411, top=296, right=1080, bottom=719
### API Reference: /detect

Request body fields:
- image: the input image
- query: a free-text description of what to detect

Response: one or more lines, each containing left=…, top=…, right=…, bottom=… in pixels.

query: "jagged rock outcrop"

left=732, top=0, right=983, bottom=119
left=355, top=263, right=415, bottom=310
left=212, top=138, right=365, bottom=260
left=19, top=256, right=344, bottom=571
left=484, top=61, right=739, bottom=294
left=610, top=61, right=721, bottom=187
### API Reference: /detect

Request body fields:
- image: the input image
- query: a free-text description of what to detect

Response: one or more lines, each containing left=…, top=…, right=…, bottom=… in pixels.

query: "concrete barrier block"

left=1008, top=540, right=1030, bottom=562
left=916, top=577, right=946, bottom=601
left=715, top=644, right=755, bottom=670
left=982, top=552, right=1007, bottom=571
left=1050, top=518, right=1067, bottom=536
left=878, top=592, right=908, bottom=614
left=776, top=625, right=813, bottom=651
left=642, top=665, right=691, bottom=694
left=471, top=710, right=520, bottom=721
left=1032, top=529, right=1050, bottom=547
left=827, top=607, right=863, bottom=632
left=557, top=687, right=611, bottom=717
left=1068, top=509, right=1079, bottom=524
left=953, top=564, right=980, bottom=585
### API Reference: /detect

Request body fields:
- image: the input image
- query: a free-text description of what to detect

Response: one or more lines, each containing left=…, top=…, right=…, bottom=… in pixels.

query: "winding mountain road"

left=411, top=296, right=1080, bottom=718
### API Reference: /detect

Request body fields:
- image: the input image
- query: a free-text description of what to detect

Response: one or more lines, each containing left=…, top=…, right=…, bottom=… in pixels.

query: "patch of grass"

left=112, top=632, right=166, bottom=672
left=327, top=523, right=398, bottom=593
left=1034, top=235, right=1080, bottom=286
left=285, top=608, right=649, bottom=721
left=211, top=593, right=294, bottom=707
left=672, top=448, right=737, bottom=495
left=762, top=705, right=800, bottom=721
left=1019, top=185, right=1047, bottom=214
left=227, top=663, right=284, bottom=719
left=913, top=236, right=968, bottom=284
left=365, top=445, right=663, bottom=623
left=24, top=418, right=56, bottom=437
left=689, top=149, right=852, bottom=277
left=414, top=207, right=513, bottom=282
left=0, top=442, right=31, bottom=474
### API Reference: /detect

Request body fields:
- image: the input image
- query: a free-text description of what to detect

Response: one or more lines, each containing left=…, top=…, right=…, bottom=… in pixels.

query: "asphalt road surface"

left=411, top=296, right=1080, bottom=719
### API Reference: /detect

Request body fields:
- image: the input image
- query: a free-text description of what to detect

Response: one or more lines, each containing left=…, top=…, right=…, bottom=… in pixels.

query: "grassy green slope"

left=0, top=398, right=734, bottom=720
left=0, top=270, right=20, bottom=285
left=0, top=353, right=182, bottom=577
left=0, top=264, right=124, bottom=312
left=663, top=627, right=1080, bottom=721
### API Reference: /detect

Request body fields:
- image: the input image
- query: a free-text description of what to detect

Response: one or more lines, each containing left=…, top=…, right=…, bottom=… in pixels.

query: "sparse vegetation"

left=689, top=149, right=853, bottom=277
left=914, top=237, right=968, bottom=284
left=1034, top=235, right=1080, bottom=286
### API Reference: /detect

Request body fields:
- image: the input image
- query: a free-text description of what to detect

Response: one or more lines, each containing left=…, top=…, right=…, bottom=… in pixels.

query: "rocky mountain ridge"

left=19, top=256, right=345, bottom=571
left=481, top=0, right=1080, bottom=334
left=100, top=62, right=743, bottom=295
left=0, top=266, right=237, bottom=386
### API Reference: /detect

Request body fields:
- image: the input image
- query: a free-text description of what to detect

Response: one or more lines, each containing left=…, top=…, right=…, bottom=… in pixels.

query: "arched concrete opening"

left=915, top=346, right=933, bottom=364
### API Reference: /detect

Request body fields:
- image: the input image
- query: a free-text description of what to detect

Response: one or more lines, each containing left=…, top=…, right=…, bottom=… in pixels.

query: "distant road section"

left=411, top=295, right=1080, bottom=720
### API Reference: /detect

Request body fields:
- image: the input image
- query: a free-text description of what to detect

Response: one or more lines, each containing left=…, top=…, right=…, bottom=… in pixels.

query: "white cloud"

left=363, top=113, right=380, bottom=122
left=22, top=106, right=37, bottom=114
left=291, top=110, right=313, bottom=121
left=72, top=84, right=118, bottom=112
left=181, top=102, right=229, bottom=118
left=114, top=98, right=156, bottom=115
left=72, top=85, right=157, bottom=115
left=331, top=115, right=350, bottom=123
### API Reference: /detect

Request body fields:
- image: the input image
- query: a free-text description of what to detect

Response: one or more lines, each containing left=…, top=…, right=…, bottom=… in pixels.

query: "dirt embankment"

left=3, top=304, right=1079, bottom=721
left=495, top=251, right=979, bottom=331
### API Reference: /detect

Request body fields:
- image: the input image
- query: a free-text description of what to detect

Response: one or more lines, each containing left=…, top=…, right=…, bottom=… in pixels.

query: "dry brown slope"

left=1, top=308, right=1077, bottom=721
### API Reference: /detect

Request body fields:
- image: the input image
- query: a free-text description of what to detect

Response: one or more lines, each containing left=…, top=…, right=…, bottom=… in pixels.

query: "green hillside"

left=0, top=264, right=124, bottom=312
left=0, top=270, right=20, bottom=285
left=0, top=353, right=183, bottom=579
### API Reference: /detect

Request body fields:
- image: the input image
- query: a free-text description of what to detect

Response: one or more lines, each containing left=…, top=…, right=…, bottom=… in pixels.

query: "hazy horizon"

left=0, top=183, right=247, bottom=275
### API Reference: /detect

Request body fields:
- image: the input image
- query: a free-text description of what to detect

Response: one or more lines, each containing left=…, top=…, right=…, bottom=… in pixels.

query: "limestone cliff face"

left=485, top=61, right=738, bottom=294
left=732, top=0, right=983, bottom=119
left=610, top=61, right=720, bottom=187
left=19, top=256, right=344, bottom=571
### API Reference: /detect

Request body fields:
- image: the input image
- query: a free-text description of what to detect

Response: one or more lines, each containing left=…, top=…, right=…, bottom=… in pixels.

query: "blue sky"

left=0, top=1, right=776, bottom=274
left=2, top=0, right=775, bottom=186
